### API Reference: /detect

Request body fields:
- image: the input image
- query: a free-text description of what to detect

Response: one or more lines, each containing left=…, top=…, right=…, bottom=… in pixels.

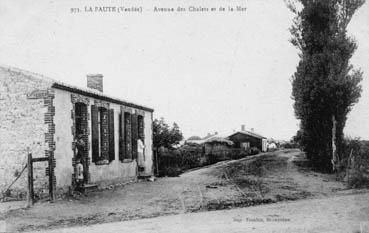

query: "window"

left=124, top=112, right=132, bottom=160
left=108, top=109, right=115, bottom=162
left=118, top=112, right=124, bottom=161
left=118, top=111, right=145, bottom=162
left=91, top=105, right=115, bottom=164
left=131, top=113, right=138, bottom=160
left=138, top=115, right=144, bottom=141
left=241, top=142, right=250, bottom=150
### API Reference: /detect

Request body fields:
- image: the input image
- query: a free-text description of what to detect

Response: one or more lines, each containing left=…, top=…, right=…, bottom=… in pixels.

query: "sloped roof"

left=1, top=65, right=153, bottom=112
left=227, top=130, right=266, bottom=139
left=205, top=136, right=234, bottom=146
left=202, top=133, right=218, bottom=140
left=185, top=133, right=233, bottom=146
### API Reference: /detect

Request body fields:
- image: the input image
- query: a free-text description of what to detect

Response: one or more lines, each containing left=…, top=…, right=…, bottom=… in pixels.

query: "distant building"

left=227, top=125, right=267, bottom=152
left=184, top=133, right=233, bottom=155
left=267, top=142, right=278, bottom=151
left=202, top=136, right=234, bottom=155
left=187, top=136, right=202, bottom=141
left=185, top=132, right=218, bottom=145
left=185, top=136, right=202, bottom=145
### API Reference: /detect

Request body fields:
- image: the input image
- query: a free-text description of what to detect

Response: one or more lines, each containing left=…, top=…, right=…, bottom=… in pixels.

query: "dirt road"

left=32, top=191, right=369, bottom=233
left=1, top=150, right=367, bottom=232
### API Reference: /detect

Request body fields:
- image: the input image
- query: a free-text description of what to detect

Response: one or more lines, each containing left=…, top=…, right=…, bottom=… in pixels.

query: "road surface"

left=32, top=191, right=369, bottom=233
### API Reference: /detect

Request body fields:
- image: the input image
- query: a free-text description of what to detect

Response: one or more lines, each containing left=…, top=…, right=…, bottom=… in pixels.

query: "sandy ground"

left=31, top=191, right=369, bottom=233
left=1, top=150, right=367, bottom=232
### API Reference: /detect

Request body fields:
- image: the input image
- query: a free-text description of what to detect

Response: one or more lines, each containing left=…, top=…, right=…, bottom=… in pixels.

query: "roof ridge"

left=229, top=130, right=266, bottom=139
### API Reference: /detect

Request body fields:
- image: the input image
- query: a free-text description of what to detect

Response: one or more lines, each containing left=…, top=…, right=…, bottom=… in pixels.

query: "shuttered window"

left=91, top=105, right=115, bottom=164
left=100, top=108, right=109, bottom=161
left=131, top=113, right=138, bottom=160
left=91, top=105, right=99, bottom=162
left=118, top=112, right=124, bottom=161
left=124, top=112, right=132, bottom=159
left=119, top=111, right=144, bottom=162
left=138, top=115, right=144, bottom=141
left=108, top=109, right=115, bottom=162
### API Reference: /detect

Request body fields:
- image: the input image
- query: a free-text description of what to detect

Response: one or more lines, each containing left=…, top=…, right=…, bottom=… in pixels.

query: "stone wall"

left=0, top=67, right=53, bottom=198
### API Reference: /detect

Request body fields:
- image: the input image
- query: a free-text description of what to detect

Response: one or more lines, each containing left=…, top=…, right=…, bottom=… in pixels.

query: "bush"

left=157, top=147, right=203, bottom=176
left=343, top=139, right=369, bottom=188
left=250, top=147, right=260, bottom=155
left=156, top=146, right=252, bottom=176
left=281, top=142, right=299, bottom=149
left=230, top=149, right=249, bottom=160
left=160, top=166, right=182, bottom=177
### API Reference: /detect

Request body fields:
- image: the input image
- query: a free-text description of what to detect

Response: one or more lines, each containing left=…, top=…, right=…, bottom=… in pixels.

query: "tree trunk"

left=332, top=115, right=338, bottom=172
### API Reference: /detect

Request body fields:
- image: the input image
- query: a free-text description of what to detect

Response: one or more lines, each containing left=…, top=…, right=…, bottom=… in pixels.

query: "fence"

left=1, top=152, right=55, bottom=206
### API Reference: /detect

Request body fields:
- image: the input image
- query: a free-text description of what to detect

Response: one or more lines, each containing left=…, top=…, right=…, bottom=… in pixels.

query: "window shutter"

left=131, top=113, right=138, bottom=160
left=100, top=109, right=109, bottom=161
left=108, top=109, right=115, bottom=162
left=119, top=111, right=125, bottom=162
left=91, top=105, right=99, bottom=162
left=138, top=115, right=144, bottom=140
left=125, top=112, right=132, bottom=159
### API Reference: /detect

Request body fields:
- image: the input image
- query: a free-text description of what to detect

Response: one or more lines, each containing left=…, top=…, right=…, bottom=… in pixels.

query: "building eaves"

left=227, top=130, right=266, bottom=140
left=2, top=65, right=154, bottom=112
left=52, top=82, right=154, bottom=112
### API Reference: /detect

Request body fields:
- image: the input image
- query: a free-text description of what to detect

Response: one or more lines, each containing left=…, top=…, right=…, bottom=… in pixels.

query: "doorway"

left=74, top=102, right=89, bottom=184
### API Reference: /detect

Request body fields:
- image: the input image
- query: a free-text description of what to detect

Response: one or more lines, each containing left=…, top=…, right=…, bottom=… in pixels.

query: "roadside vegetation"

left=156, top=145, right=260, bottom=177
left=203, top=151, right=314, bottom=210
left=152, top=117, right=262, bottom=177
left=342, top=139, right=369, bottom=188
left=285, top=0, right=368, bottom=188
left=287, top=0, right=365, bottom=172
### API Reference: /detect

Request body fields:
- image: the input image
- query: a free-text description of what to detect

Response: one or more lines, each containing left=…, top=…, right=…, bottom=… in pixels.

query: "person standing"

left=137, top=138, right=145, bottom=172
left=76, top=158, right=84, bottom=187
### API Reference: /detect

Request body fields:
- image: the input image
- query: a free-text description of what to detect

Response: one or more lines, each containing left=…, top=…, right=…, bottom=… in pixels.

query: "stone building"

left=0, top=66, right=153, bottom=197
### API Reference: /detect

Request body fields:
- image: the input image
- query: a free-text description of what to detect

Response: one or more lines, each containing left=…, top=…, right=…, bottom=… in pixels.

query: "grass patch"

left=204, top=152, right=312, bottom=207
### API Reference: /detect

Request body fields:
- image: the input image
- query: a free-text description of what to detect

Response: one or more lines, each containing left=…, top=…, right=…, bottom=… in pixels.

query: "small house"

left=227, top=125, right=267, bottom=152
left=0, top=66, right=153, bottom=197
left=202, top=136, right=234, bottom=155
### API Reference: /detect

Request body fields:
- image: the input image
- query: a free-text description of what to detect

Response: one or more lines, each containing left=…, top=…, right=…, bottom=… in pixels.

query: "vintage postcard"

left=0, top=0, right=368, bottom=232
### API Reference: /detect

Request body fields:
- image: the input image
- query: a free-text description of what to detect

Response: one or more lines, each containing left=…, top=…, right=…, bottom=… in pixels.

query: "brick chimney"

left=87, top=74, right=103, bottom=92
left=241, top=125, right=245, bottom=131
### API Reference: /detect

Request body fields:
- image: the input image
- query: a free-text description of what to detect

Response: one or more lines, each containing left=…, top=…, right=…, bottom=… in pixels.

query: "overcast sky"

left=0, top=0, right=368, bottom=140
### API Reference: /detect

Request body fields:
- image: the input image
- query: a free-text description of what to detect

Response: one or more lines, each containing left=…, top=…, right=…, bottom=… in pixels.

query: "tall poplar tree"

left=286, top=0, right=364, bottom=171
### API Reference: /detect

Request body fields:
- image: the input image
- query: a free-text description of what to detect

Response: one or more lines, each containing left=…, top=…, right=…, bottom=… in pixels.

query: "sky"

left=0, top=0, right=368, bottom=140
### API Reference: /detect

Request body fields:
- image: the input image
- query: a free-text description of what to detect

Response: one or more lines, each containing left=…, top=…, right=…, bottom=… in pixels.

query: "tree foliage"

left=153, top=117, right=183, bottom=149
left=286, top=0, right=364, bottom=171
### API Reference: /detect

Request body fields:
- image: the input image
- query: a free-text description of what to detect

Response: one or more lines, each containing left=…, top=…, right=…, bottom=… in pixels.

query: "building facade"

left=227, top=126, right=267, bottom=152
left=0, top=66, right=153, bottom=197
